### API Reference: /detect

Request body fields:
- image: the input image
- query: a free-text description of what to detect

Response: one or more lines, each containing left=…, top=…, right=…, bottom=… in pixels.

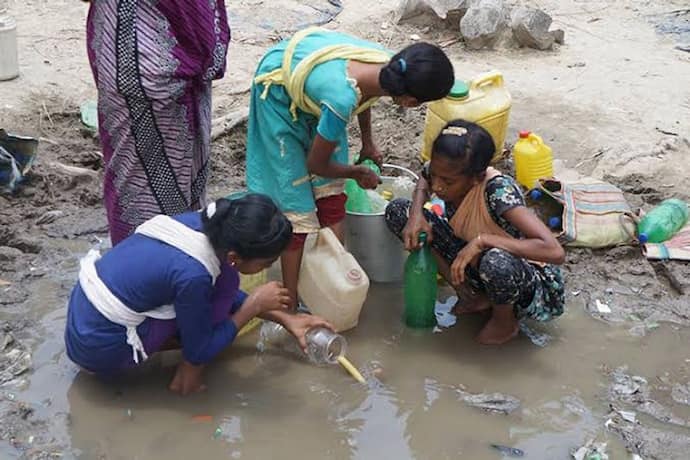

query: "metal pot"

left=345, top=164, right=418, bottom=283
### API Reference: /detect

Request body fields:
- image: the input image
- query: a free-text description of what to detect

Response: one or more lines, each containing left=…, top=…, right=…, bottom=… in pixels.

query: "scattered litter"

left=0, top=345, right=32, bottom=384
left=49, top=161, right=99, bottom=180
left=0, top=146, right=21, bottom=193
left=572, top=440, right=609, bottom=460
left=192, top=415, right=214, bottom=423
left=410, top=33, right=421, bottom=40
left=438, top=37, right=462, bottom=48
left=595, top=299, right=611, bottom=313
left=458, top=391, right=521, bottom=415
left=610, top=369, right=645, bottom=397
left=571, top=290, right=581, bottom=296
left=0, top=279, right=11, bottom=287
left=608, top=367, right=690, bottom=428
left=434, top=296, right=457, bottom=328
left=80, top=100, right=98, bottom=131
left=36, top=210, right=64, bottom=225
left=518, top=321, right=552, bottom=347
left=0, top=129, right=39, bottom=193
left=618, top=410, right=638, bottom=423
left=671, top=382, right=690, bottom=406
left=213, top=426, right=223, bottom=439
left=628, top=321, right=660, bottom=337
left=491, top=443, right=524, bottom=457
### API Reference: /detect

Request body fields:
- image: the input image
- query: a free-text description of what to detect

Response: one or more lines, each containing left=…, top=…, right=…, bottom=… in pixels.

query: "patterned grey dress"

left=385, top=172, right=565, bottom=321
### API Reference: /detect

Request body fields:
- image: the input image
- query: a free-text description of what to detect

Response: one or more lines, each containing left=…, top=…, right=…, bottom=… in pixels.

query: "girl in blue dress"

left=65, top=194, right=332, bottom=395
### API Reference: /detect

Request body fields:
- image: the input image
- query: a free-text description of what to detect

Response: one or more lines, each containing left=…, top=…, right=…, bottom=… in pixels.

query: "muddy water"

left=6, top=253, right=690, bottom=460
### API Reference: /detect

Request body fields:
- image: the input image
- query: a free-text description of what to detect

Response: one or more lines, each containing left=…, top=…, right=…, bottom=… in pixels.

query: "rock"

left=553, top=29, right=565, bottom=44
left=510, top=7, right=558, bottom=50
left=396, top=0, right=471, bottom=22
left=0, top=246, right=23, bottom=261
left=460, top=0, right=509, bottom=50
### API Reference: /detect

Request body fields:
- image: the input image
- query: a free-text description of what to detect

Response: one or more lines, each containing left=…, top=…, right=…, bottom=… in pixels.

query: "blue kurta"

left=65, top=212, right=247, bottom=374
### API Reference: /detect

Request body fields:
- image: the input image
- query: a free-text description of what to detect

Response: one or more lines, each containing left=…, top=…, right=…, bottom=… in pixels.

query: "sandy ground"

left=1, top=0, right=690, bottom=458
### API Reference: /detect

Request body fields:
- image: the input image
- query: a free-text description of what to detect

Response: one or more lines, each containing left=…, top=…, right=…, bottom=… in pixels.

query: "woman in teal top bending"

left=246, top=27, right=454, bottom=309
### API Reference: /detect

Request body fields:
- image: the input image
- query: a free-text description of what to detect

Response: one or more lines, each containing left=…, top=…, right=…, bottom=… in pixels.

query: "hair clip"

left=441, top=126, right=468, bottom=137
left=206, top=201, right=217, bottom=218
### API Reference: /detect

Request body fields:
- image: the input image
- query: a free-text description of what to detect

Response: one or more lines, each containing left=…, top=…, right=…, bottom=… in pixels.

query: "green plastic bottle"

left=344, top=179, right=372, bottom=213
left=344, top=159, right=380, bottom=213
left=404, top=232, right=438, bottom=328
left=637, top=199, right=689, bottom=244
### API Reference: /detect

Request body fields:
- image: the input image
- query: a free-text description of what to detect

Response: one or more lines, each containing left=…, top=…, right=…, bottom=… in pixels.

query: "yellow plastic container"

left=513, top=131, right=554, bottom=189
left=237, top=269, right=267, bottom=337
left=421, top=71, right=511, bottom=163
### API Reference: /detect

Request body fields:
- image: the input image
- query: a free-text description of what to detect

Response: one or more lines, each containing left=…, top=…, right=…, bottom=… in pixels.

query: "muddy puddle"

left=3, top=254, right=690, bottom=459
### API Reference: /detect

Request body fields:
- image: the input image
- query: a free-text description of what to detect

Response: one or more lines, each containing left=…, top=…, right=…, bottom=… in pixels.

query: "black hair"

left=431, top=119, right=496, bottom=176
left=201, top=193, right=292, bottom=260
left=379, top=42, right=454, bottom=103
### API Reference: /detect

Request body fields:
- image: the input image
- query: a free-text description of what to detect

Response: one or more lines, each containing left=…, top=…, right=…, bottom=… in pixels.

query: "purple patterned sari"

left=86, top=0, right=230, bottom=245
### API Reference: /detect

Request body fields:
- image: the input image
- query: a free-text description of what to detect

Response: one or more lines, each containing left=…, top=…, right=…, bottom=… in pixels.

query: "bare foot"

left=452, top=294, right=491, bottom=315
left=476, top=316, right=519, bottom=345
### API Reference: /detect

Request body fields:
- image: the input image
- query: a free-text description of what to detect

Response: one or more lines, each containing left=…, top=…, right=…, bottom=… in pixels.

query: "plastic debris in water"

left=458, top=391, right=521, bottom=415
left=434, top=296, right=457, bottom=328
left=595, top=299, right=611, bottom=313
left=491, top=444, right=524, bottom=457
left=572, top=440, right=608, bottom=460
left=519, top=322, right=552, bottom=347
left=337, top=356, right=366, bottom=384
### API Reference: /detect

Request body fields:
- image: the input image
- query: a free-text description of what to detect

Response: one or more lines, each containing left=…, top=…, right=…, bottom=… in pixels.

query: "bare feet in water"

left=476, top=307, right=519, bottom=345
left=452, top=293, right=491, bottom=315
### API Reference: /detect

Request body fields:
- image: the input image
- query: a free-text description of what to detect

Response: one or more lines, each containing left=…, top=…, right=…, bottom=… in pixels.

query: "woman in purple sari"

left=85, top=0, right=230, bottom=245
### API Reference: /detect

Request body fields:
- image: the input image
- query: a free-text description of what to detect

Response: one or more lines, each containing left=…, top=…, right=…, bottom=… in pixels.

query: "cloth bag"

left=530, top=178, right=637, bottom=248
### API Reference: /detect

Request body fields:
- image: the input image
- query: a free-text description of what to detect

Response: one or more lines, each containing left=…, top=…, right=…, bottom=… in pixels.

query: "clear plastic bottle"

left=258, top=321, right=347, bottom=365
